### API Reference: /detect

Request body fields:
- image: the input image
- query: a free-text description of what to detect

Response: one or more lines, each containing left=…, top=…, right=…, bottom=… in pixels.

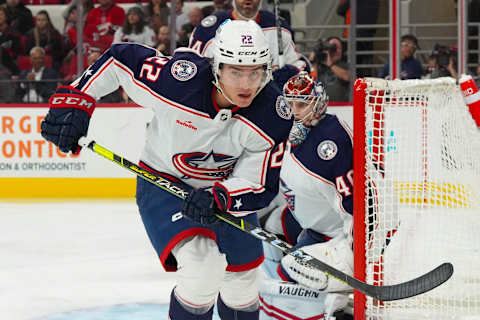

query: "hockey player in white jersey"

left=259, top=72, right=354, bottom=320
left=41, top=20, right=294, bottom=320
left=189, top=0, right=304, bottom=87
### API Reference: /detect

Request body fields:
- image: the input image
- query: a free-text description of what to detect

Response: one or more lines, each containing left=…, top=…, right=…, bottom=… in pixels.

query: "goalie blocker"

left=41, top=86, right=96, bottom=154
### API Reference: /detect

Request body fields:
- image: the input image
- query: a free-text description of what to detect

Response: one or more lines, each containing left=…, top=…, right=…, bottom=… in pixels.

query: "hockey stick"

left=273, top=0, right=284, bottom=68
left=78, top=137, right=454, bottom=301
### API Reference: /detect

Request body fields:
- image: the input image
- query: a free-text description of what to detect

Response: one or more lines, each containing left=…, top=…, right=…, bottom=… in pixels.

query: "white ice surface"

left=0, top=200, right=176, bottom=320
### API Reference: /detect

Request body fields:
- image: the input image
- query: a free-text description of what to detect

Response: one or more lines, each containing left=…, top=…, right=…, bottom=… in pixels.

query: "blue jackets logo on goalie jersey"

left=171, top=60, right=197, bottom=81
left=317, top=140, right=338, bottom=160
left=275, top=96, right=293, bottom=120
left=280, top=178, right=295, bottom=212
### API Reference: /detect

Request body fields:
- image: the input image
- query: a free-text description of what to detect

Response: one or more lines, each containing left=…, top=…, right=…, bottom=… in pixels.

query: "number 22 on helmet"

left=211, top=19, right=272, bottom=108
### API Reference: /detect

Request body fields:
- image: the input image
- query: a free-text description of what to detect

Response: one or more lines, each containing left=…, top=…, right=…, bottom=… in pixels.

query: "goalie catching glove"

left=41, top=86, right=96, bottom=154
left=281, top=235, right=354, bottom=292
left=182, top=183, right=231, bottom=225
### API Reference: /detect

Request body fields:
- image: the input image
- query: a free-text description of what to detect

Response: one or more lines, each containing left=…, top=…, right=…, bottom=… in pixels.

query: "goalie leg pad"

left=172, top=235, right=227, bottom=307
left=259, top=278, right=328, bottom=320
left=261, top=241, right=284, bottom=279
left=324, top=293, right=350, bottom=320
left=280, top=235, right=353, bottom=292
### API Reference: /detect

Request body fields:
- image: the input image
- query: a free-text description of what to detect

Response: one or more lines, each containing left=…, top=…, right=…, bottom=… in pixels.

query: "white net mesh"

left=359, top=77, right=480, bottom=319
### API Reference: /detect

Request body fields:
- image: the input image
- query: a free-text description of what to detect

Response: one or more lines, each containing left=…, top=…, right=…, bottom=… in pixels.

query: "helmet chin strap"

left=212, top=80, right=237, bottom=107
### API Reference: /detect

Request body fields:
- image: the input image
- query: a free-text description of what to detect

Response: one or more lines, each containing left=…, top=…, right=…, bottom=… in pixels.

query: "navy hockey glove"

left=182, top=183, right=231, bottom=225
left=272, top=64, right=300, bottom=90
left=41, top=86, right=96, bottom=154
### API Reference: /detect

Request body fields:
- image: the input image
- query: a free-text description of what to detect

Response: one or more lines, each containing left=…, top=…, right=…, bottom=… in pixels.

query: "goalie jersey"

left=189, top=10, right=304, bottom=70
left=71, top=43, right=293, bottom=216
left=280, top=114, right=354, bottom=241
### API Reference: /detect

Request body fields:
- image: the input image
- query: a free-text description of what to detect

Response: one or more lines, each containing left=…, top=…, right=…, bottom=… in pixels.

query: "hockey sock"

left=169, top=289, right=214, bottom=319
left=217, top=293, right=259, bottom=320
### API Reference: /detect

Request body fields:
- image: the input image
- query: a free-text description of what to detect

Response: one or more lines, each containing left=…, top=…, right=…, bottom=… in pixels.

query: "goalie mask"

left=212, top=19, right=272, bottom=105
left=283, top=71, right=328, bottom=145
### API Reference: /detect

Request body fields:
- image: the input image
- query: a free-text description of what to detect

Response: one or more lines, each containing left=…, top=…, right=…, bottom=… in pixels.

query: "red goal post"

left=353, top=77, right=480, bottom=319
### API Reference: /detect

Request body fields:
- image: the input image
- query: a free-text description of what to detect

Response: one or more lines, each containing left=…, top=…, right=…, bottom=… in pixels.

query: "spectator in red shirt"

left=61, top=3, right=93, bottom=81
left=84, top=0, right=126, bottom=52
left=62, top=0, right=94, bottom=39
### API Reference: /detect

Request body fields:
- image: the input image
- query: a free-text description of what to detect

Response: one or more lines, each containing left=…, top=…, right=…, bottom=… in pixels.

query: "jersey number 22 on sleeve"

left=270, top=142, right=286, bottom=168
left=140, top=56, right=170, bottom=82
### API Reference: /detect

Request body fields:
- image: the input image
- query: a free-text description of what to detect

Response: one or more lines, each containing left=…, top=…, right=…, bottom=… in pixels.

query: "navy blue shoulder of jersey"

left=291, top=114, right=353, bottom=183
left=75, top=44, right=215, bottom=114
left=191, top=10, right=293, bottom=51
left=257, top=10, right=293, bottom=33
left=237, top=82, right=293, bottom=145
left=74, top=43, right=158, bottom=91
left=190, top=11, right=232, bottom=48
left=154, top=49, right=214, bottom=113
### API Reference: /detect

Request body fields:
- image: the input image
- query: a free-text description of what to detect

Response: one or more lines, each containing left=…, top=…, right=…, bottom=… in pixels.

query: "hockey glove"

left=41, top=86, right=96, bottom=154
left=281, top=235, right=353, bottom=292
left=182, top=183, right=231, bottom=225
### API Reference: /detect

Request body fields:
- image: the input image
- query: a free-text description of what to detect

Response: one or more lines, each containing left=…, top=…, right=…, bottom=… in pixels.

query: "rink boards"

left=0, top=104, right=353, bottom=198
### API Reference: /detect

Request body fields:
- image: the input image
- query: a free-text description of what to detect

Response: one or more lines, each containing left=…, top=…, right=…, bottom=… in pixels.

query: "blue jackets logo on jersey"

left=172, top=151, right=237, bottom=181
left=280, top=178, right=295, bottom=212
left=276, top=96, right=293, bottom=120
left=201, top=15, right=217, bottom=27
left=171, top=60, right=197, bottom=81
left=317, top=140, right=338, bottom=160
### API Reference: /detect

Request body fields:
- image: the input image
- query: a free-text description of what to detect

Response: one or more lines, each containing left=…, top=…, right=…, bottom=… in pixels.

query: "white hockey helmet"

left=212, top=19, right=272, bottom=99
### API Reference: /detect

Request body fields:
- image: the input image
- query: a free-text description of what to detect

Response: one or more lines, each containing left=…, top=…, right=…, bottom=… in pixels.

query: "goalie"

left=259, top=72, right=354, bottom=320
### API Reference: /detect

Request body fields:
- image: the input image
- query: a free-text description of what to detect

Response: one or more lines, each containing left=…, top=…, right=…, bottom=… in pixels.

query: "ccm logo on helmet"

left=238, top=51, right=258, bottom=55
left=51, top=96, right=94, bottom=109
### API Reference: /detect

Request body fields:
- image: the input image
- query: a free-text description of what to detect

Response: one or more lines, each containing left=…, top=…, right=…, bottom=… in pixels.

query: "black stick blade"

left=353, top=262, right=454, bottom=301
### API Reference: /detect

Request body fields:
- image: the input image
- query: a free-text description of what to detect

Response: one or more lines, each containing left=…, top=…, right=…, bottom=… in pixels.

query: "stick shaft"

left=78, top=137, right=454, bottom=301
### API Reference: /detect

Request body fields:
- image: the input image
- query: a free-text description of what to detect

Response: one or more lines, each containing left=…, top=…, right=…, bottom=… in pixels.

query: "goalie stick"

left=77, top=137, right=454, bottom=302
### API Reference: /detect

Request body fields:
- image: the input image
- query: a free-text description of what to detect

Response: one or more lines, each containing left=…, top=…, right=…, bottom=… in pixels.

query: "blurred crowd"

left=0, top=0, right=479, bottom=103
left=0, top=0, right=233, bottom=103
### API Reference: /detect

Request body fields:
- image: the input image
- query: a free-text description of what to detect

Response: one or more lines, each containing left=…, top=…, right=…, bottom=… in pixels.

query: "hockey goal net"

left=353, top=77, right=480, bottom=319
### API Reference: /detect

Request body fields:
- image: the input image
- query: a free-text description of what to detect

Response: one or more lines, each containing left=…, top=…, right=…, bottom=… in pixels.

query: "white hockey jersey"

left=279, top=114, right=354, bottom=239
left=71, top=43, right=293, bottom=216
